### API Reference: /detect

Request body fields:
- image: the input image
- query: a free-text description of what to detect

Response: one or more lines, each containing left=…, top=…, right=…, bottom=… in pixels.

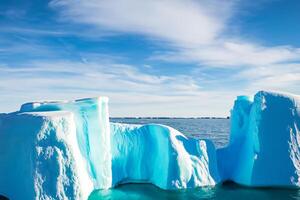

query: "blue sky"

left=0, top=0, right=300, bottom=117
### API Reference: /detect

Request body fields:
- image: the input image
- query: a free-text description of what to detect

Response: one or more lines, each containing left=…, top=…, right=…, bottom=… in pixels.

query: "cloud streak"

left=50, top=0, right=232, bottom=46
left=1, top=0, right=300, bottom=116
left=51, top=0, right=300, bottom=68
left=1, top=60, right=232, bottom=117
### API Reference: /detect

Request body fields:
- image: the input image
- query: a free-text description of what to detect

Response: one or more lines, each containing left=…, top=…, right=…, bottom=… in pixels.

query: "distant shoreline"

left=110, top=117, right=230, bottom=119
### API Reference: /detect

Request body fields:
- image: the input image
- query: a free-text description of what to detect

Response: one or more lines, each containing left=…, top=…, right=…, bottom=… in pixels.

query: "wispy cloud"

left=51, top=0, right=300, bottom=68
left=49, top=0, right=300, bottom=100
left=1, top=60, right=233, bottom=116
left=1, top=0, right=299, bottom=116
left=50, top=0, right=233, bottom=46
left=152, top=41, right=300, bottom=67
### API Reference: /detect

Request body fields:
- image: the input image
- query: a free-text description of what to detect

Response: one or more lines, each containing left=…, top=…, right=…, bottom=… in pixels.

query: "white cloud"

left=152, top=41, right=300, bottom=67
left=50, top=0, right=300, bottom=68
left=233, top=63, right=300, bottom=92
left=1, top=0, right=300, bottom=116
left=50, top=0, right=232, bottom=46
left=1, top=61, right=236, bottom=117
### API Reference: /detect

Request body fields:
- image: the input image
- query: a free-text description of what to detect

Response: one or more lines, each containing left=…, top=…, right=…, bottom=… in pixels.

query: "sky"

left=0, top=0, right=300, bottom=117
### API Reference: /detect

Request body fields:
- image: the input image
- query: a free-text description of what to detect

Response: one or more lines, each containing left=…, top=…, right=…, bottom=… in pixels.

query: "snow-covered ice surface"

left=20, top=97, right=112, bottom=189
left=111, top=123, right=220, bottom=189
left=0, top=97, right=110, bottom=199
left=218, top=91, right=300, bottom=187
left=1, top=91, right=300, bottom=199
left=0, top=111, right=93, bottom=199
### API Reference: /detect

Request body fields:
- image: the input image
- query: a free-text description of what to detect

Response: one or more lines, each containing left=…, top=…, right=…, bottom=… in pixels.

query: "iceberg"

left=0, top=111, right=93, bottom=199
left=0, top=90, right=300, bottom=199
left=110, top=123, right=220, bottom=189
left=20, top=97, right=112, bottom=189
left=0, top=97, right=219, bottom=199
left=218, top=91, right=300, bottom=187
left=0, top=97, right=110, bottom=199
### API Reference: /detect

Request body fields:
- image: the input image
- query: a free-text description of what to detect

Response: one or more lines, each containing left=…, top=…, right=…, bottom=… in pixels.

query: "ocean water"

left=89, top=118, right=300, bottom=200
left=110, top=118, right=230, bottom=148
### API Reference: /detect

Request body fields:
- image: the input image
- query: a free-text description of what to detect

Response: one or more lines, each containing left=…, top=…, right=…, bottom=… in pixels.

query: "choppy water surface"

left=90, top=118, right=300, bottom=200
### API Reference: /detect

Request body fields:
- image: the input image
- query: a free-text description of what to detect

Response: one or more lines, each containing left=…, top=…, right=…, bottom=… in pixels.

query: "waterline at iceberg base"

left=0, top=91, right=299, bottom=199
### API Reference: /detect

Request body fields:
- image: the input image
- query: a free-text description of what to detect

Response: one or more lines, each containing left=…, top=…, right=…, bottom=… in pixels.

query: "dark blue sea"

left=89, top=118, right=300, bottom=200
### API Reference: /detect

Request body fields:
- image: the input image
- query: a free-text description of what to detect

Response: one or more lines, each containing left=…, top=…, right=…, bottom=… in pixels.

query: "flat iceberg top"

left=19, top=110, right=72, bottom=117
left=257, top=90, right=300, bottom=106
left=20, top=96, right=108, bottom=112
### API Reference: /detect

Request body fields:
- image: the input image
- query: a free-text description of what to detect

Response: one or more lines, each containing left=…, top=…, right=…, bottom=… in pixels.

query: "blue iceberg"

left=0, top=111, right=94, bottom=199
left=0, top=91, right=299, bottom=199
left=20, top=98, right=112, bottom=189
left=218, top=91, right=300, bottom=187
left=0, top=97, right=111, bottom=199
left=111, top=123, right=220, bottom=189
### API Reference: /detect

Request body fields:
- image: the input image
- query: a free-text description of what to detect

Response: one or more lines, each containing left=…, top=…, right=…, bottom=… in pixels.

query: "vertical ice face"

left=0, top=112, right=93, bottom=199
left=110, top=123, right=220, bottom=189
left=251, top=91, right=300, bottom=186
left=218, top=91, right=300, bottom=187
left=217, top=95, right=258, bottom=183
left=20, top=97, right=112, bottom=189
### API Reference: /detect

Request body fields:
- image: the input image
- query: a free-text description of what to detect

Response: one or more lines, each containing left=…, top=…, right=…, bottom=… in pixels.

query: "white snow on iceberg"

left=0, top=111, right=93, bottom=199
left=0, top=97, right=111, bottom=199
left=20, top=97, right=112, bottom=189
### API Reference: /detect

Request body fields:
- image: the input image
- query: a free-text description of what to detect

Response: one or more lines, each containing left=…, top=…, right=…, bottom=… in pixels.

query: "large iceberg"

left=0, top=111, right=93, bottom=199
left=0, top=97, right=219, bottom=199
left=0, top=97, right=111, bottom=199
left=0, top=90, right=300, bottom=199
left=20, top=97, right=112, bottom=189
left=218, top=91, right=300, bottom=187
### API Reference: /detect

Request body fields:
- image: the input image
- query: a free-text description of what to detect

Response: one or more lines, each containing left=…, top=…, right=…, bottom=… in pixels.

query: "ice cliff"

left=0, top=111, right=93, bottom=199
left=218, top=91, right=300, bottom=187
left=0, top=97, right=110, bottom=199
left=0, top=91, right=300, bottom=199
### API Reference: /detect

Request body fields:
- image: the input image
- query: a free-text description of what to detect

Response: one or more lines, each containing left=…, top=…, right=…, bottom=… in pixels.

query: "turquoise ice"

left=218, top=91, right=300, bottom=186
left=111, top=123, right=220, bottom=189
left=0, top=111, right=93, bottom=199
left=0, top=91, right=300, bottom=199
left=20, top=97, right=112, bottom=189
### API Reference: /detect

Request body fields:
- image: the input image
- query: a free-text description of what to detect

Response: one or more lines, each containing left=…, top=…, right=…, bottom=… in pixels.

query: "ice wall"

left=110, top=123, right=220, bottom=189
left=0, top=97, right=111, bottom=199
left=218, top=91, right=300, bottom=187
left=20, top=97, right=112, bottom=189
left=0, top=112, right=93, bottom=199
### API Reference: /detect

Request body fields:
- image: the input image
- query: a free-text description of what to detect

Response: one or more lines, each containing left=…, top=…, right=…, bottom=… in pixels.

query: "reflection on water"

left=89, top=182, right=300, bottom=200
